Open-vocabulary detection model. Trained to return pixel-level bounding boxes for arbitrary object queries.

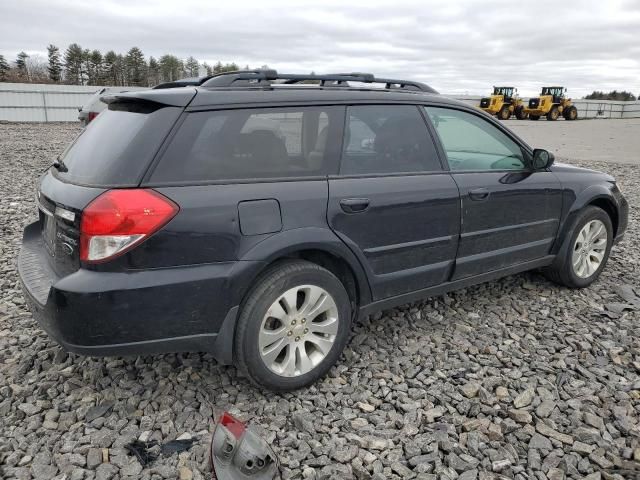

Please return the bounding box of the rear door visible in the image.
[424,106,563,279]
[144,105,343,267]
[327,105,460,300]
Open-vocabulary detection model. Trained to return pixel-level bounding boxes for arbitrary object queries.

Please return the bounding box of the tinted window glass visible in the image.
[56,103,181,186]
[341,105,441,175]
[425,107,525,171]
[151,106,340,182]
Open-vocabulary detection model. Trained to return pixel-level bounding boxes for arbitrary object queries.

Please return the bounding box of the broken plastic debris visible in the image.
[126,436,197,466]
[125,439,159,466]
[211,412,280,479]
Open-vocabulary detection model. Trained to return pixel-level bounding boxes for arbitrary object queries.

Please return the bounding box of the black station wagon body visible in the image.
[19,71,628,390]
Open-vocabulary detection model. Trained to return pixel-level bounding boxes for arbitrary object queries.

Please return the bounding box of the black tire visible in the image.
[234,260,352,391]
[529,115,540,121]
[543,206,613,288]
[547,106,560,121]
[565,105,578,120]
[515,106,527,120]
[497,105,511,120]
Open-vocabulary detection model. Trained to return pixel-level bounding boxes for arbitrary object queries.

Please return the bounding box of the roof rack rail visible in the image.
[200,70,438,93]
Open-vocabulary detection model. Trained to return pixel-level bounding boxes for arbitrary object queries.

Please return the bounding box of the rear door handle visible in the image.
[340,198,370,213]
[468,188,490,201]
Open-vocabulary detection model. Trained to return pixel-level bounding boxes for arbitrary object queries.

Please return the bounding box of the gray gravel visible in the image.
[1,122,639,480]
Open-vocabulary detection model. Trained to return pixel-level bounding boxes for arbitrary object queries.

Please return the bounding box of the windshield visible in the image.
[494,87,514,97]
[55,103,181,186]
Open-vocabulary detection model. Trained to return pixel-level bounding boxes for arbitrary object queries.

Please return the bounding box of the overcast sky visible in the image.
[2,0,639,96]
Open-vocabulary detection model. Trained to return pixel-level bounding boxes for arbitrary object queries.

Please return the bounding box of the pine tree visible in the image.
[16,51,29,71]
[126,47,147,86]
[159,54,182,82]
[47,45,62,82]
[82,49,92,85]
[64,43,84,85]
[103,51,119,86]
[0,55,9,81]
[202,62,213,76]
[89,50,103,85]
[185,56,199,77]
[147,56,160,86]
[116,54,126,86]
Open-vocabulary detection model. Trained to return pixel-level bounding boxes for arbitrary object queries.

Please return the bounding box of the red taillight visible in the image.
[219,412,246,439]
[87,111,99,123]
[80,189,178,263]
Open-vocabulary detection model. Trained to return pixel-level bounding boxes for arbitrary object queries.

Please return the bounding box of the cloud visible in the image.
[1,0,639,96]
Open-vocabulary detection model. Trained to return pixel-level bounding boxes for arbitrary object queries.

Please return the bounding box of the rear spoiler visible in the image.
[101,88,198,108]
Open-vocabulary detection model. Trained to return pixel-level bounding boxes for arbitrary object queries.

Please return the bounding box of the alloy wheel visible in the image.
[258,285,339,377]
[572,219,608,278]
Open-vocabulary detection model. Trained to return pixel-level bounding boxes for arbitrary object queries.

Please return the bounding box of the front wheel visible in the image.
[564,105,578,120]
[234,260,352,391]
[547,106,560,121]
[497,105,512,120]
[543,206,613,288]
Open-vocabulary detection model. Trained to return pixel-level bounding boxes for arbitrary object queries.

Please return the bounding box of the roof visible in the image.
[102,85,469,110]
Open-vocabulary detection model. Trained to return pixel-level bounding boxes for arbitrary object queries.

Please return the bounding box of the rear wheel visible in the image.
[234,260,352,391]
[543,206,612,288]
[515,106,528,120]
[547,106,560,121]
[529,115,540,121]
[497,105,512,120]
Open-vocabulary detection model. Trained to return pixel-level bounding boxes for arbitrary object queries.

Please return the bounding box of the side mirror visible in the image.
[532,149,555,169]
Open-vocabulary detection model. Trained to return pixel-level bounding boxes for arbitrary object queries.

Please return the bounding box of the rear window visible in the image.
[149,106,341,183]
[55,102,181,186]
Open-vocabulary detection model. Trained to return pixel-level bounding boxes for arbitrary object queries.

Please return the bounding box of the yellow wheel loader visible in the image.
[479,86,527,120]
[524,86,578,121]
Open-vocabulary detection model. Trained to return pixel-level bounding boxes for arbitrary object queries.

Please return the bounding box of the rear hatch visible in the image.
[38,95,189,277]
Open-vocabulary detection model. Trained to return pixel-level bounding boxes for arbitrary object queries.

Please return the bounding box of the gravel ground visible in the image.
[1,122,639,480]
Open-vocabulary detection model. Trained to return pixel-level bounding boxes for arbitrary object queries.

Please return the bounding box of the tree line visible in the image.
[584,90,637,101]
[0,44,249,87]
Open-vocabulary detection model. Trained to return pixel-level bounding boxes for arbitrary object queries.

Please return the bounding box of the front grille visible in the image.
[480,98,491,108]
[529,98,540,108]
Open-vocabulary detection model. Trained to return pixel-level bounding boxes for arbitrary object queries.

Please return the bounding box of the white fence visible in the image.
[0,83,104,122]
[1,83,639,122]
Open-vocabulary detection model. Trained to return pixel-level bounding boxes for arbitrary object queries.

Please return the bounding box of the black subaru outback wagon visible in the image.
[19,71,628,391]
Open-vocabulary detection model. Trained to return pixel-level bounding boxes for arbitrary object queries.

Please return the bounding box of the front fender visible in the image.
[552,183,621,254]
[238,226,373,305]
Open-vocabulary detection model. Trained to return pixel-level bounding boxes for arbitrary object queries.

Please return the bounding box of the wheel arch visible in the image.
[552,187,620,255]
[237,227,373,309]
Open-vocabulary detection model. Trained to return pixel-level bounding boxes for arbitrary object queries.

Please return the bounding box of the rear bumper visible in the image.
[18,221,261,363]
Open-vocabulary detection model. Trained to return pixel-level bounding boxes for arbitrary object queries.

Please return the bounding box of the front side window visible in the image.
[425,107,526,171]
[151,106,339,182]
[341,105,442,175]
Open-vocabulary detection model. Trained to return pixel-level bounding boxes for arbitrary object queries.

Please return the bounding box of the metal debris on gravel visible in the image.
[0,122,639,480]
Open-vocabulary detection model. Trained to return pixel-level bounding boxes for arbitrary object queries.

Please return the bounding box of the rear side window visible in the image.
[150,106,341,183]
[56,102,182,186]
[341,105,442,175]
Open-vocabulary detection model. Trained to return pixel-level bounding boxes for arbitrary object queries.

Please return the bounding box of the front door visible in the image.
[327,105,460,300]
[425,106,563,280]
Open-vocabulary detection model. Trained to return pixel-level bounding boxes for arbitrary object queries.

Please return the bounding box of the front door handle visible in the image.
[468,188,490,201]
[340,198,370,213]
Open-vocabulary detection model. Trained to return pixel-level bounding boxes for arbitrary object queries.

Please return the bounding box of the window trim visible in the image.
[142,105,345,186]
[422,104,536,174]
[337,104,446,177]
